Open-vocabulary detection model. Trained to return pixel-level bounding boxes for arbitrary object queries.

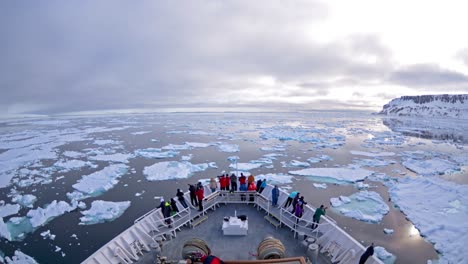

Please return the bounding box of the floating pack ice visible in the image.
[93,139,119,145]
[54,159,97,172]
[79,200,131,225]
[281,160,310,168]
[289,167,374,184]
[374,246,396,264]
[313,183,327,189]
[350,150,396,157]
[353,158,394,167]
[217,143,240,153]
[71,164,129,199]
[229,162,263,171]
[330,191,389,223]
[144,161,216,181]
[402,157,459,176]
[11,194,37,208]
[134,148,179,159]
[0,203,20,218]
[388,176,468,264]
[255,173,294,184]
[185,142,213,148]
[4,250,38,264]
[162,144,192,150]
[88,153,134,163]
[27,200,77,228]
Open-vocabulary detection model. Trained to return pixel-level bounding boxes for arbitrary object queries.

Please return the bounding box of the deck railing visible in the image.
[82,185,384,264]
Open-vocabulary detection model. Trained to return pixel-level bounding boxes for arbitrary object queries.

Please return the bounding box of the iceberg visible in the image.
[79,200,131,225]
[389,176,468,264]
[289,167,374,184]
[71,164,129,198]
[330,191,389,223]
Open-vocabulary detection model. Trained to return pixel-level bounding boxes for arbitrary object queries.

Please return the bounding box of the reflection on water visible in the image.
[409,224,421,237]
[382,117,468,144]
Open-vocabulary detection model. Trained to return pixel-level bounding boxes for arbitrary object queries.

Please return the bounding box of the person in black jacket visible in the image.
[189,184,198,207]
[359,243,374,264]
[176,188,188,208]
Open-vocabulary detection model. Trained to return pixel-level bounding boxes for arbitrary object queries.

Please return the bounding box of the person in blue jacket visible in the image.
[271,185,280,206]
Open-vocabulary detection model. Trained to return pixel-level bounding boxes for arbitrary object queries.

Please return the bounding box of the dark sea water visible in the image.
[0,112,466,264]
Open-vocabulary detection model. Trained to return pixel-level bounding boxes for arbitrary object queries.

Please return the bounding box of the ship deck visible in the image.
[135,203,331,263]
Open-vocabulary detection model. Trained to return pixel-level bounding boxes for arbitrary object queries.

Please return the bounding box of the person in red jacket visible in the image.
[224,174,230,191]
[218,175,225,191]
[195,186,204,211]
[247,181,256,202]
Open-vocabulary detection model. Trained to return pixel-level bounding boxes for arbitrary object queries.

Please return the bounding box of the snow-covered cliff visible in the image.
[378,94,468,119]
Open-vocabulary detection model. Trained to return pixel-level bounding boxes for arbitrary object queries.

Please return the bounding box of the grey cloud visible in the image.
[0,1,395,114]
[389,64,468,87]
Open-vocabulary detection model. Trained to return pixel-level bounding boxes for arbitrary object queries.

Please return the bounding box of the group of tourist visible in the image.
[165,173,327,229]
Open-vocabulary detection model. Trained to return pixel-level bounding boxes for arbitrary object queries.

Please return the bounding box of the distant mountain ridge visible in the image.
[378,94,468,118]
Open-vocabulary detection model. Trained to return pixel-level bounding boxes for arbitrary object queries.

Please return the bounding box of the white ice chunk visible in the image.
[281,160,310,168]
[130,131,151,135]
[185,142,213,148]
[383,228,394,234]
[26,200,76,228]
[374,246,396,264]
[0,203,20,218]
[72,164,128,197]
[313,183,327,189]
[255,173,294,184]
[218,143,239,153]
[40,230,56,240]
[162,143,191,150]
[389,176,468,264]
[143,161,214,181]
[135,148,179,159]
[289,167,374,184]
[88,153,134,163]
[350,150,396,157]
[93,139,118,145]
[4,250,38,264]
[229,162,262,171]
[331,191,389,223]
[353,158,393,167]
[54,159,96,171]
[402,158,459,176]
[79,200,131,225]
[62,151,84,158]
[355,182,370,189]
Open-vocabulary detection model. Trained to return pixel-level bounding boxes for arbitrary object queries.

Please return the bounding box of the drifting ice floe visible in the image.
[88,153,134,164]
[4,250,38,264]
[289,167,374,184]
[11,194,37,208]
[353,158,394,167]
[281,160,310,168]
[131,131,151,135]
[144,161,216,181]
[135,148,179,159]
[255,173,294,184]
[313,183,327,189]
[54,159,97,171]
[388,176,468,264]
[162,144,192,150]
[71,164,129,199]
[27,200,76,228]
[229,162,263,171]
[402,157,459,176]
[350,150,396,157]
[330,191,389,223]
[374,246,396,264]
[40,230,56,240]
[0,203,20,218]
[383,228,394,234]
[217,143,239,153]
[79,200,131,225]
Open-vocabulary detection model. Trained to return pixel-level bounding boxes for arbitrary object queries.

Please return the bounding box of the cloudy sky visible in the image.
[1,0,468,116]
